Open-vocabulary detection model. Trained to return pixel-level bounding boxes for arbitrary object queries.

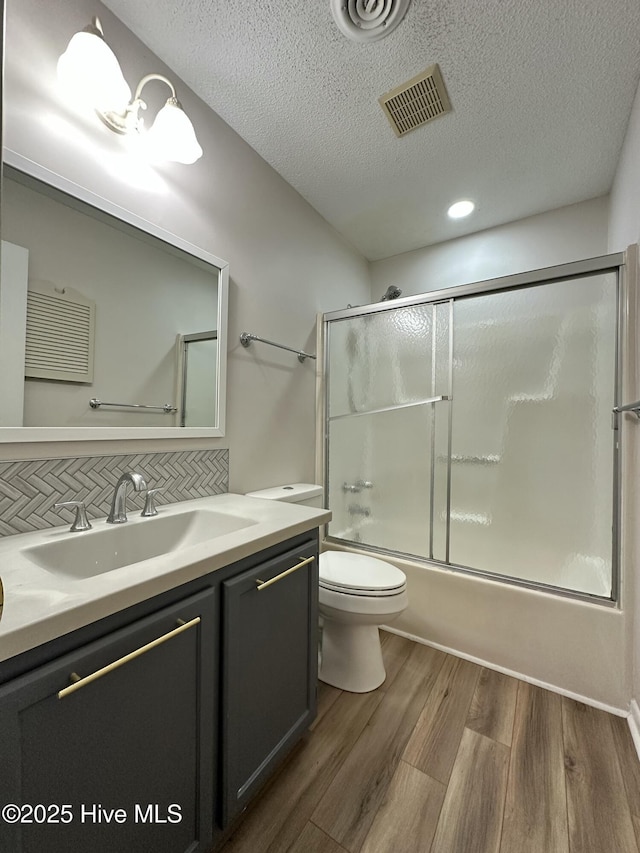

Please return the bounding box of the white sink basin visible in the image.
[22,509,258,579]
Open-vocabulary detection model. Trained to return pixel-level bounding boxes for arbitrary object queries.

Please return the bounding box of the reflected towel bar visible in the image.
[612,401,640,419]
[240,331,316,363]
[90,398,178,413]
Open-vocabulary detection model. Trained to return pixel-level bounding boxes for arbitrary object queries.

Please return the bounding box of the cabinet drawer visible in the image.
[0,588,216,853]
[220,540,318,825]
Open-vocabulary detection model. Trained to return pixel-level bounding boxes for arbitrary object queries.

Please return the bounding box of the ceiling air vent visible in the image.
[330,0,412,43]
[379,64,451,137]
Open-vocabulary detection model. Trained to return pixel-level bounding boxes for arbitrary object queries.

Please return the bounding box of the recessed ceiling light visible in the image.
[448,200,475,219]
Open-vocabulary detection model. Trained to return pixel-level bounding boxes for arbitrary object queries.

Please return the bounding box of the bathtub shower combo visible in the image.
[323,254,626,602]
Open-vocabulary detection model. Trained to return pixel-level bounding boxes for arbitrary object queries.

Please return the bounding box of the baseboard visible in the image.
[629,700,640,761]
[381,625,628,718]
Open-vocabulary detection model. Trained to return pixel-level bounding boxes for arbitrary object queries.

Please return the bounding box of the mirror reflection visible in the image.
[0,167,225,432]
[179,331,218,427]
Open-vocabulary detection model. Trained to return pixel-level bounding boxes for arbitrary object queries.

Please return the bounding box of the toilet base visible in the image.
[319,620,386,693]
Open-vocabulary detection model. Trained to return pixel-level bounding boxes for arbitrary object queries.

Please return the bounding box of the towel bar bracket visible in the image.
[612,401,640,419]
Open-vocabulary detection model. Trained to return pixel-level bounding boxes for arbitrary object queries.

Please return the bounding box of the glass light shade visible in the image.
[57,31,131,114]
[145,101,203,164]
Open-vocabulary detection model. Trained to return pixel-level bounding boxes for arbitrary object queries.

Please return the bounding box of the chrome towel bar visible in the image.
[90,398,178,413]
[240,331,316,363]
[329,395,450,422]
[612,401,640,419]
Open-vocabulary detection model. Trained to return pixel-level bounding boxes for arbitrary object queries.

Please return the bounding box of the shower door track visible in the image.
[324,253,625,322]
[320,536,619,606]
[323,251,628,605]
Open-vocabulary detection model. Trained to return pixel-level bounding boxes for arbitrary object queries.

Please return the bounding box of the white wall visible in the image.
[1,0,370,486]
[370,196,608,299]
[609,77,640,736]
[609,81,640,252]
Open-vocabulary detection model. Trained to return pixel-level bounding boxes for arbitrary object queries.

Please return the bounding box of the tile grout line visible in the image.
[496,678,518,853]
[560,696,573,853]
[424,704,470,853]
[308,819,351,853]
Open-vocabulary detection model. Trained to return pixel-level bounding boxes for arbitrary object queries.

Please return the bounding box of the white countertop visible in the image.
[0,494,331,664]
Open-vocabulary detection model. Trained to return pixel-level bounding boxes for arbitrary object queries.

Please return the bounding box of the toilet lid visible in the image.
[319,551,406,595]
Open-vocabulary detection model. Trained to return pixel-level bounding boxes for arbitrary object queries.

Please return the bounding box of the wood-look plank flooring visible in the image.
[218,632,640,853]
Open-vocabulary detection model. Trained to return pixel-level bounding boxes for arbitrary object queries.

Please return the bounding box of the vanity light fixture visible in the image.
[447,200,475,219]
[57,18,203,165]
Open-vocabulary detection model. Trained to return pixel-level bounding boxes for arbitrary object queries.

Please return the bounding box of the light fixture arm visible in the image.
[84,16,105,39]
[132,73,177,104]
[99,73,179,135]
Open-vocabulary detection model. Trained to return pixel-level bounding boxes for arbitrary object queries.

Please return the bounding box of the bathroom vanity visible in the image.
[0,495,329,852]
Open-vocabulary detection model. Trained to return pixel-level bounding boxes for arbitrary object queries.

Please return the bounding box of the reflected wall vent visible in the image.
[379,64,451,137]
[25,281,95,383]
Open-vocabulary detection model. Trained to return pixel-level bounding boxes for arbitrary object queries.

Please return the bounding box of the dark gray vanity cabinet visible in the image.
[0,588,216,853]
[0,529,321,852]
[220,539,319,825]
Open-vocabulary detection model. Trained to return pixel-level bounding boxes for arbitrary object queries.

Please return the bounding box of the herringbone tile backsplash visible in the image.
[0,449,229,536]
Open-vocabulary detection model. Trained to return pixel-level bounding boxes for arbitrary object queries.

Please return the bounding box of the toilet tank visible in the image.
[245,483,324,508]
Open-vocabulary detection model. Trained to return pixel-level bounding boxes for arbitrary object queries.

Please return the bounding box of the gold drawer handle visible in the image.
[256,555,315,591]
[57,616,201,699]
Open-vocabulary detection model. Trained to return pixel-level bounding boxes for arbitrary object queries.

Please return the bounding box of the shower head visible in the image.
[381,285,402,301]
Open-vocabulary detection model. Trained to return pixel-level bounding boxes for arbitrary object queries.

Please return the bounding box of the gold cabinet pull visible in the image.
[58,616,201,699]
[256,555,315,591]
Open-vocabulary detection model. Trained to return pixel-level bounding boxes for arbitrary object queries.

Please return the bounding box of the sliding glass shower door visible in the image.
[449,272,617,596]
[326,302,452,562]
[324,260,620,600]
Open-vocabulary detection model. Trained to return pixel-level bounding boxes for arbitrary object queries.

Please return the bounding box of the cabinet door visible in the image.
[0,588,216,853]
[221,538,318,825]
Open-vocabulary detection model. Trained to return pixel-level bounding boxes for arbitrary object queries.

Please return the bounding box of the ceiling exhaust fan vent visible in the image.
[330,0,412,43]
[379,64,451,137]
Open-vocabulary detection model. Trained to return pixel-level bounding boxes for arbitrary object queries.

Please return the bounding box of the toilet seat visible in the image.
[319,551,406,597]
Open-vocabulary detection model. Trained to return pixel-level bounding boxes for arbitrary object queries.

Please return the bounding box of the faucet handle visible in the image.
[356,479,374,489]
[54,501,93,532]
[141,488,164,517]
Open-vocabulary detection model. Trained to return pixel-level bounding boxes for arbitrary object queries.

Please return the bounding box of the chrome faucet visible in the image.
[348,504,371,517]
[107,472,147,524]
[342,479,374,494]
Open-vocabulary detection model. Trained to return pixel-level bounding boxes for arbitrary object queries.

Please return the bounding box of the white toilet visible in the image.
[318,550,408,692]
[245,484,408,693]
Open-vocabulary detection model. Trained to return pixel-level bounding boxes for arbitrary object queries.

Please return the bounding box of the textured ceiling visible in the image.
[101,0,640,261]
